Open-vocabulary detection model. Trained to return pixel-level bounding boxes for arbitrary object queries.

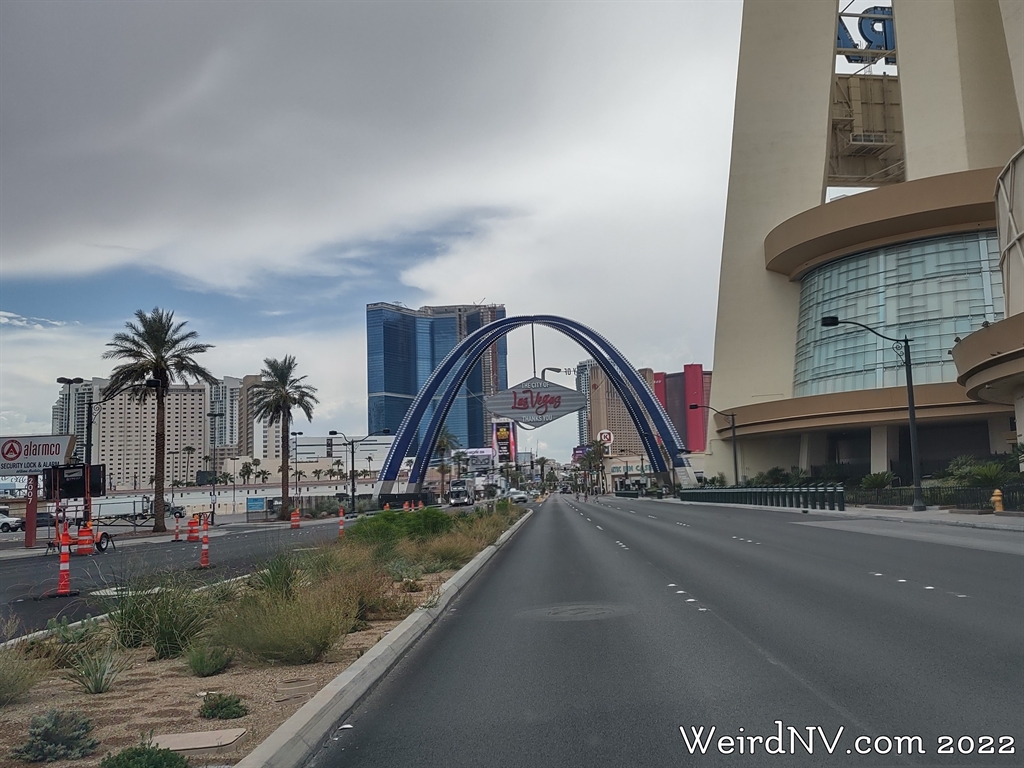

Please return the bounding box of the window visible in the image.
[794,232,1002,396]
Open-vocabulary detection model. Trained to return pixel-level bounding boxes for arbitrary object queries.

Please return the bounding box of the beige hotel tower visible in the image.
[706,0,1024,483]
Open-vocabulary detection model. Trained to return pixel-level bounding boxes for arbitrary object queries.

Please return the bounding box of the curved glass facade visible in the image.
[793,232,1003,397]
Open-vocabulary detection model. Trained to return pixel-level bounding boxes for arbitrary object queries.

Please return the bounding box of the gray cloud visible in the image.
[0,1,742,459]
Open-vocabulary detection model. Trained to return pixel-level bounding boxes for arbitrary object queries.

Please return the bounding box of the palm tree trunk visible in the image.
[153,388,167,532]
[279,411,290,520]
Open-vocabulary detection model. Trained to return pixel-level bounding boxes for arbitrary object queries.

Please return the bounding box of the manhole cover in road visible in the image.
[518,602,636,622]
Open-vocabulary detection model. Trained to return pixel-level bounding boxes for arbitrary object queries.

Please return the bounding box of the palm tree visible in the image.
[312,468,324,482]
[451,451,468,481]
[433,426,460,501]
[249,356,318,519]
[239,462,253,486]
[536,456,550,489]
[183,445,196,488]
[103,308,216,532]
[256,469,271,484]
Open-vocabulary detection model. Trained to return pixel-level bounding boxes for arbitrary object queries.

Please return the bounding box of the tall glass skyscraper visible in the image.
[366,303,507,451]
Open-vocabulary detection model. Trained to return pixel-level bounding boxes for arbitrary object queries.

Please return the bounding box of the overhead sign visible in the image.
[484,377,587,425]
[0,435,76,476]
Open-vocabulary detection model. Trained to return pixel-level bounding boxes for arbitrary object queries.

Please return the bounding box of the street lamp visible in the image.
[689,403,739,486]
[229,456,239,516]
[821,315,925,511]
[328,429,390,510]
[167,450,179,510]
[207,412,225,524]
[290,432,303,506]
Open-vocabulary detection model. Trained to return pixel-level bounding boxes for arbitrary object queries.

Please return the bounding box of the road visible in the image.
[309,494,1024,768]
[1,519,342,634]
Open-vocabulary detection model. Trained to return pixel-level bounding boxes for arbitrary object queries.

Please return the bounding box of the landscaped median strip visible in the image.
[235,507,535,768]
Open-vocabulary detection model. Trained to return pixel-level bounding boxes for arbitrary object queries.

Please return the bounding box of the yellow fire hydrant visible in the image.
[990,488,1004,513]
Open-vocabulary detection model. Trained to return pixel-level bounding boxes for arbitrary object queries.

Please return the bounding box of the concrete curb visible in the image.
[671,500,1024,532]
[235,507,535,768]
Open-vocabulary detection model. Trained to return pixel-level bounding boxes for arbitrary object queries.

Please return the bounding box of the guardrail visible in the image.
[678,485,846,511]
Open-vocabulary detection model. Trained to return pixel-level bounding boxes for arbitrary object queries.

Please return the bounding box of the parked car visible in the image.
[0,512,25,533]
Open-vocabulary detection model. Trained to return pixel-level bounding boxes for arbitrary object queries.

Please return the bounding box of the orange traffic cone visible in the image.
[290,508,300,529]
[200,514,210,568]
[418,501,424,509]
[187,516,199,542]
[57,523,72,595]
[384,503,390,511]
[403,501,410,510]
[76,523,94,556]
[338,509,345,539]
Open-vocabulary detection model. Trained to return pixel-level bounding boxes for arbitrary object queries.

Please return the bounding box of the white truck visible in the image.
[449,479,472,507]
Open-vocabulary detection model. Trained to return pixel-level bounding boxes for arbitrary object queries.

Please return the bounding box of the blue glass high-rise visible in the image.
[367,303,507,451]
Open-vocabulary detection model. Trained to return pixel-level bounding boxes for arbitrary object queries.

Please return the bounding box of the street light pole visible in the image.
[821,316,926,511]
[207,412,225,524]
[689,403,739,486]
[328,429,390,512]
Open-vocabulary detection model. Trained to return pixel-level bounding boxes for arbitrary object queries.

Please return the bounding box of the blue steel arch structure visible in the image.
[378,315,687,495]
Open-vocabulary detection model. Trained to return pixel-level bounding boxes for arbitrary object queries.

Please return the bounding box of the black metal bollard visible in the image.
[837,484,845,511]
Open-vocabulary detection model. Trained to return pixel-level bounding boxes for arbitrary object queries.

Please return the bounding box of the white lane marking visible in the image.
[630,511,636,514]
[732,536,737,539]
[871,572,883,576]
[667,583,676,587]
[648,515,657,519]
[925,586,935,590]
[596,525,603,530]
[586,518,591,521]
[675,590,686,594]
[686,599,696,603]
[698,607,708,612]
[956,594,968,598]
[898,579,907,583]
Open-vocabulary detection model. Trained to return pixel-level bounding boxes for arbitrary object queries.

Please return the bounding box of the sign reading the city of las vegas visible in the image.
[485,377,587,426]
[0,435,76,475]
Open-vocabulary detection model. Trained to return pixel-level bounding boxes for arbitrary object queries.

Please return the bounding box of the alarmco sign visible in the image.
[0,435,75,476]
[484,377,587,425]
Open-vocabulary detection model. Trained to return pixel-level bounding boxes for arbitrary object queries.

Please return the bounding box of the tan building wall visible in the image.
[706,0,1024,482]
[895,0,1022,178]
[588,366,655,457]
[92,380,209,491]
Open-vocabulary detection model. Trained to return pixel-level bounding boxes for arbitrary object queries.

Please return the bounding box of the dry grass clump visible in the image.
[0,614,51,707]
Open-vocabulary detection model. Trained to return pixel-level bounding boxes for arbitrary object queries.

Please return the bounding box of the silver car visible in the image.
[0,512,25,533]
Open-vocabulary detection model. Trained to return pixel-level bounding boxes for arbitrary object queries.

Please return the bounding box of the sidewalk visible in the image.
[0,514,342,562]
[651,496,1024,532]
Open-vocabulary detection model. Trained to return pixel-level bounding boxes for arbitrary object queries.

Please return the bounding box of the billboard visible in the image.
[493,421,515,464]
[0,435,76,476]
[484,377,587,426]
[462,448,494,473]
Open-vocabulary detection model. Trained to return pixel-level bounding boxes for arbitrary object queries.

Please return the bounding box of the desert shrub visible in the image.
[212,582,356,664]
[186,644,232,677]
[347,511,405,546]
[860,471,895,489]
[148,583,213,659]
[32,615,107,668]
[0,613,49,707]
[384,557,423,582]
[402,507,453,539]
[251,553,297,597]
[419,534,477,568]
[198,693,247,720]
[104,585,156,649]
[65,645,131,694]
[11,709,98,762]
[99,743,189,768]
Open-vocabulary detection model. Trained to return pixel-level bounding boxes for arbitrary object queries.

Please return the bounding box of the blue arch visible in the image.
[407,320,667,485]
[378,315,686,493]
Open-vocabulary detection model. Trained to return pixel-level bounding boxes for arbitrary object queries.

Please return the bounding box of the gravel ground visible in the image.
[0,571,456,767]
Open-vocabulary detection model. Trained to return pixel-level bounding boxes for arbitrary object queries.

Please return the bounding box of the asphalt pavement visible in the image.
[1,517,343,633]
[308,494,1024,768]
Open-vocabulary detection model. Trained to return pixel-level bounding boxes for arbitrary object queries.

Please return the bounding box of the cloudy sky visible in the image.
[0,0,743,462]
